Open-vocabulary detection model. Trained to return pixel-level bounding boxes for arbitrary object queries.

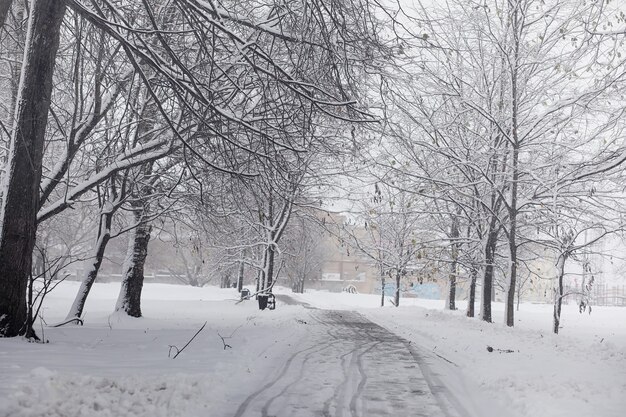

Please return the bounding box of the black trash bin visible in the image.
[258,294,268,310]
[240,288,251,300]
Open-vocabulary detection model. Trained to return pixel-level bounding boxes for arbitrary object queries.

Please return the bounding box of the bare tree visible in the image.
[344,183,426,307]
[0,1,66,337]
[66,176,126,320]
[282,214,326,293]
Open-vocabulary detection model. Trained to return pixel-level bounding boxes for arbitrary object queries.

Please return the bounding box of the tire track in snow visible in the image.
[349,342,380,417]
[322,342,359,417]
[232,301,472,417]
[259,340,337,417]
[232,340,329,417]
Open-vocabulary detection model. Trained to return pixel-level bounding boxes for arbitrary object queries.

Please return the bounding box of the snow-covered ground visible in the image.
[0,283,313,417]
[288,290,626,417]
[0,282,624,417]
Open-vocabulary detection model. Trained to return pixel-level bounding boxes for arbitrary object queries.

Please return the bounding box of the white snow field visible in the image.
[0,282,623,417]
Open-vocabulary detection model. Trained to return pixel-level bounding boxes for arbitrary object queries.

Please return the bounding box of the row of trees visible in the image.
[2,0,625,338]
[0,0,388,337]
[345,0,626,333]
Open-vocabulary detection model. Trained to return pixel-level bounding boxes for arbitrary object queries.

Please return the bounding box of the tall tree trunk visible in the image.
[445,214,459,310]
[505,170,520,325]
[446,269,457,310]
[480,228,498,323]
[0,0,12,28]
[505,1,521,328]
[258,248,267,296]
[113,78,158,317]
[255,269,261,298]
[265,243,276,289]
[0,0,65,337]
[115,210,151,317]
[553,254,567,334]
[236,259,244,293]
[466,266,477,317]
[394,271,400,307]
[66,206,115,320]
[505,228,518,326]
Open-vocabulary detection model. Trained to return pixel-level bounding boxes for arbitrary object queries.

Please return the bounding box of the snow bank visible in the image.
[369,307,625,417]
[0,282,311,417]
[3,371,212,417]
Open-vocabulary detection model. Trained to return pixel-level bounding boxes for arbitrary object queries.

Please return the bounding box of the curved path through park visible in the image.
[232,295,472,417]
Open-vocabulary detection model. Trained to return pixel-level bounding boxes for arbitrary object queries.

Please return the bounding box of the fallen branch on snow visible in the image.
[169,321,207,359]
[49,317,84,327]
[216,324,244,350]
[217,332,232,350]
[432,345,458,366]
[486,345,515,353]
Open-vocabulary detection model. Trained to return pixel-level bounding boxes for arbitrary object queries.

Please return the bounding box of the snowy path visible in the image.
[0,286,474,417]
[4,283,624,417]
[0,308,467,417]
[232,307,465,417]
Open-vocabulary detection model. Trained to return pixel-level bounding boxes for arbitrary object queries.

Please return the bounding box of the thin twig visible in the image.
[50,317,84,327]
[217,332,232,350]
[486,345,515,354]
[170,321,207,359]
[432,346,458,366]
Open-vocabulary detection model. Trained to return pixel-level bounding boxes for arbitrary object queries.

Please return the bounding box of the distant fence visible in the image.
[563,284,626,307]
[372,283,442,300]
[590,284,626,307]
[63,271,186,285]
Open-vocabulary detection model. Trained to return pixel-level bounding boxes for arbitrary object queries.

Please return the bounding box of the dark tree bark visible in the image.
[257,249,267,298]
[480,228,499,323]
[380,274,385,307]
[236,260,244,293]
[113,82,158,317]
[466,267,478,318]
[116,210,151,317]
[0,0,12,28]
[265,244,276,289]
[446,272,457,310]
[255,265,261,299]
[220,274,231,288]
[261,189,276,293]
[505,2,522,328]
[482,254,495,322]
[506,213,518,326]
[553,255,567,334]
[0,0,65,337]
[394,272,401,307]
[446,214,460,310]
